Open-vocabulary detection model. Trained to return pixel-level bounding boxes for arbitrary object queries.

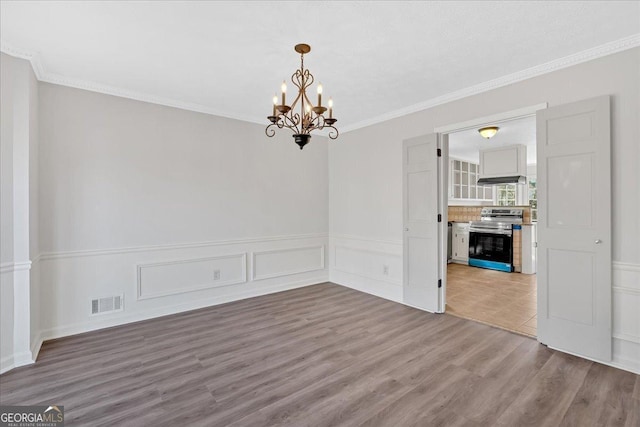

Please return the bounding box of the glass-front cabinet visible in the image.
[450,159,492,201]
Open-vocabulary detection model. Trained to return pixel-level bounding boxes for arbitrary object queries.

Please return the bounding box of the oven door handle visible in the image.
[469,228,513,236]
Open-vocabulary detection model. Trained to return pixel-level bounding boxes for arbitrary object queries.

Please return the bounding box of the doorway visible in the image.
[404,97,613,362]
[441,113,538,337]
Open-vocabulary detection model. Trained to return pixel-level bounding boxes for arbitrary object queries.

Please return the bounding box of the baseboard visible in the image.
[1,346,38,374]
[39,275,327,342]
[549,342,640,375]
[30,332,43,362]
[0,355,15,375]
[610,356,640,375]
[11,350,34,369]
[330,275,402,304]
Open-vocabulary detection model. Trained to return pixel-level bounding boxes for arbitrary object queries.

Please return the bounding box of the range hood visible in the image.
[477,144,528,186]
[477,175,527,185]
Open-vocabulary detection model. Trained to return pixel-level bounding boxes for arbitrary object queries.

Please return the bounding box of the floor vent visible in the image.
[91,295,124,315]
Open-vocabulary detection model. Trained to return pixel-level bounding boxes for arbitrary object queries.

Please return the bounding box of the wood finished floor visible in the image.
[1,283,638,426]
[447,263,537,337]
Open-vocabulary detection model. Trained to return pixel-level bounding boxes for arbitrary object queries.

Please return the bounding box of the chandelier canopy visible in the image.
[266,44,338,150]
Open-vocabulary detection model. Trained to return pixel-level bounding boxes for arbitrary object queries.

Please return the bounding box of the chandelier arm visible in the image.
[302,91,314,110]
[289,89,304,114]
[306,114,322,132]
[281,112,301,134]
[302,69,314,90]
[265,123,277,137]
[291,70,304,90]
[327,126,339,140]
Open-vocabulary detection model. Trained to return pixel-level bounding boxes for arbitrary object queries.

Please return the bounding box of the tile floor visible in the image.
[446,263,537,337]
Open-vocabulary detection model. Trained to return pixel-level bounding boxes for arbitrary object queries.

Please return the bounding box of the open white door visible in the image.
[403,134,444,313]
[537,96,611,361]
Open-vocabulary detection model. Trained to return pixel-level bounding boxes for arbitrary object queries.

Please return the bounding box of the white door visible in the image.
[403,134,444,313]
[536,96,611,361]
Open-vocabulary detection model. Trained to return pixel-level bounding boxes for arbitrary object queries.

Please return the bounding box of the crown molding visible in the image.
[340,34,640,133]
[0,41,46,79]
[40,71,266,125]
[3,34,639,132]
[0,41,266,126]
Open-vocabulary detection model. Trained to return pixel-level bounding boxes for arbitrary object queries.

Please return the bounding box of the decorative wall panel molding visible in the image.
[137,254,247,300]
[333,245,402,286]
[252,246,325,281]
[612,262,640,346]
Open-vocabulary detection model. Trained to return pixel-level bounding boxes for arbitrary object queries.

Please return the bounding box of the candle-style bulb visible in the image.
[281,81,286,106]
[328,98,333,108]
[317,83,323,107]
[272,95,278,105]
[328,97,333,119]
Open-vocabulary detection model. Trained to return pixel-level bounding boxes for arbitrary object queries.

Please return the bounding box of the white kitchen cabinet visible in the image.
[452,222,470,263]
[450,159,492,201]
[479,144,527,178]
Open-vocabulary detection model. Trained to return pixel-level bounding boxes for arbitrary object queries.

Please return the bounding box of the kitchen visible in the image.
[446,116,538,337]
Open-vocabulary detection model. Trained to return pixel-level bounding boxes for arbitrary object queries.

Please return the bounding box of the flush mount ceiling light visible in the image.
[478,126,500,139]
[266,44,338,150]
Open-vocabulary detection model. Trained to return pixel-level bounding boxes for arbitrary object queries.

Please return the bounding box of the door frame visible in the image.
[432,103,547,319]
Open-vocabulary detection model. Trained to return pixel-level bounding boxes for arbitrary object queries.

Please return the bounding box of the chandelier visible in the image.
[266,44,338,150]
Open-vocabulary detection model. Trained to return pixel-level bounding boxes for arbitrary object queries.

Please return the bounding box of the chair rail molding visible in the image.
[38,233,329,261]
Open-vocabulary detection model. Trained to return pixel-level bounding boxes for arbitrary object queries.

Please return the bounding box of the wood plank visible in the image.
[0,282,636,426]
[494,352,592,427]
[560,362,638,427]
[458,338,554,425]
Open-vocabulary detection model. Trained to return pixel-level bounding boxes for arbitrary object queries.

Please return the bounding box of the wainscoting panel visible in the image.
[37,234,328,342]
[252,246,325,281]
[612,261,640,373]
[330,234,403,303]
[613,287,640,343]
[334,246,402,284]
[137,254,247,300]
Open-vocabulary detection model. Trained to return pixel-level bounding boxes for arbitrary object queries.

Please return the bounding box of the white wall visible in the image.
[1,53,37,373]
[36,83,329,340]
[1,54,16,369]
[329,47,640,373]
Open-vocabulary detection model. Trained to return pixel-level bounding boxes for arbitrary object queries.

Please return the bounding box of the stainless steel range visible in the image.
[468,208,524,272]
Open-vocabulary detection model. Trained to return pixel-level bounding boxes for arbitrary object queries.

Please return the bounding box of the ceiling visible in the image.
[448,116,537,165]
[1,1,639,130]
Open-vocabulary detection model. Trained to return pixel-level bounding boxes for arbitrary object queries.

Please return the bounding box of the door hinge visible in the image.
[437,214,442,222]
[437,148,442,157]
[438,279,442,288]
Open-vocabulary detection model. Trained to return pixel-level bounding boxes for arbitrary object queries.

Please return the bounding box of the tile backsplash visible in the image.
[448,206,484,222]
[448,205,532,223]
